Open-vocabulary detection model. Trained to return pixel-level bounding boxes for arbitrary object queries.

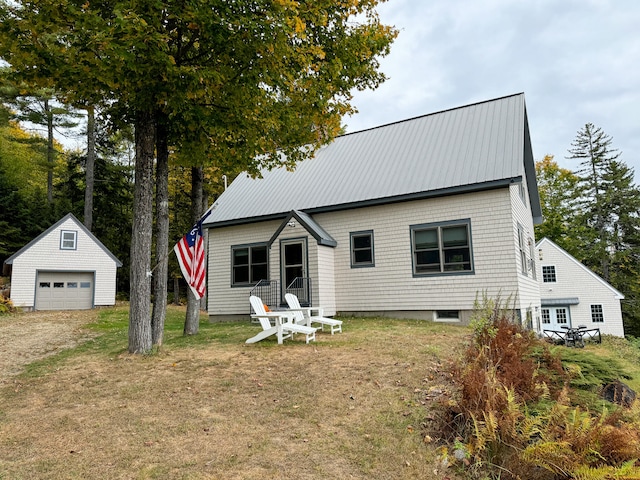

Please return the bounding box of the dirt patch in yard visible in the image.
[0,309,98,382]
[0,307,467,479]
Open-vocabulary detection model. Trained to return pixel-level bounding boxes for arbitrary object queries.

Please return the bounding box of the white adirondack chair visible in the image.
[246,295,317,344]
[285,293,343,335]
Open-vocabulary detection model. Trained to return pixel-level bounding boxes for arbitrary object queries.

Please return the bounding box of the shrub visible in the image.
[0,295,16,315]
[439,295,640,479]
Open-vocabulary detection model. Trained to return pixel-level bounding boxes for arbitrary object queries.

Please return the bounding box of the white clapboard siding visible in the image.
[536,238,624,337]
[509,182,543,318]
[8,214,120,308]
[207,220,281,316]
[207,187,536,318]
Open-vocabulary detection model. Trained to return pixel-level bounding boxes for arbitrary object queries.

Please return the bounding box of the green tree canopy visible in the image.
[534,155,584,255]
[0,0,397,353]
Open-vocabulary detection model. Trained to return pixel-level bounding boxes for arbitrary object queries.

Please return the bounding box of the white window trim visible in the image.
[542,265,557,283]
[590,304,605,323]
[60,230,77,250]
[433,310,461,322]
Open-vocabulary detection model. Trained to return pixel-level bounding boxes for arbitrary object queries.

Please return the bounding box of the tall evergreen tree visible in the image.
[0,78,80,203]
[568,123,621,281]
[602,160,640,336]
[567,123,640,335]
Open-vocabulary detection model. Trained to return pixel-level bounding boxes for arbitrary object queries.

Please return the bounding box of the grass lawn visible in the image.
[0,305,469,479]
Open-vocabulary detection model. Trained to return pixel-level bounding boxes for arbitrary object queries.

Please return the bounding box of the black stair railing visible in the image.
[285,277,312,307]
[249,279,279,314]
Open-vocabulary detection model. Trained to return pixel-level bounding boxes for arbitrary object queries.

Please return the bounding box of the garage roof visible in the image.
[4,213,122,267]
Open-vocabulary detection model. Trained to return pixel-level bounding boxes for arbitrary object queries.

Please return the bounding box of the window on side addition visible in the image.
[542,265,556,283]
[591,304,604,323]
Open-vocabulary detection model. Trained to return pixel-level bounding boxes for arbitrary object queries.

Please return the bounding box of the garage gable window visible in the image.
[60,230,77,250]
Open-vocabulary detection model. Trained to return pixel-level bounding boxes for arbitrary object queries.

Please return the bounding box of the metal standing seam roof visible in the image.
[203,93,540,228]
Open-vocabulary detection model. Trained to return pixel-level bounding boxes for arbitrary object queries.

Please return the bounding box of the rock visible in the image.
[601,380,636,407]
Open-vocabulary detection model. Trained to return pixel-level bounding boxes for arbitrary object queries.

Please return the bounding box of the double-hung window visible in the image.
[350,230,374,268]
[60,230,77,250]
[411,220,473,275]
[542,265,556,283]
[591,304,604,323]
[231,244,268,286]
[517,224,527,276]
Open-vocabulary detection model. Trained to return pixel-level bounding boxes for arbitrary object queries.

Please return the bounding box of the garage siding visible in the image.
[7,215,119,310]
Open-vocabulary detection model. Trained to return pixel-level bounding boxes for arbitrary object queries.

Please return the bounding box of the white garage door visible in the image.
[35,272,94,310]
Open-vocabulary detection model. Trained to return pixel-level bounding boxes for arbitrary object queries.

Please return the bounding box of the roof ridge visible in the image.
[341,92,525,137]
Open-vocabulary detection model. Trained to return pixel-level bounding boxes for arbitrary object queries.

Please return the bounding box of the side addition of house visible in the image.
[3,213,122,311]
[536,237,625,337]
[203,93,543,326]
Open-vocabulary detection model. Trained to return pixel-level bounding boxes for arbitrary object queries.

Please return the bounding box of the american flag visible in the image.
[174,209,211,299]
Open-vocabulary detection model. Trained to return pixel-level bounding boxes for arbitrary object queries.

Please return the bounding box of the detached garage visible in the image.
[4,213,122,311]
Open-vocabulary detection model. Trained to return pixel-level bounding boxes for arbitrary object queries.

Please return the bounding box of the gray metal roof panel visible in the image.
[204,93,536,227]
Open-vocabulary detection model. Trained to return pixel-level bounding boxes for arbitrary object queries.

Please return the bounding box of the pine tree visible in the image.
[602,160,640,336]
[568,123,620,281]
[568,123,640,335]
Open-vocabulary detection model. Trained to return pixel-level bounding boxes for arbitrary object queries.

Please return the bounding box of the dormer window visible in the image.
[60,230,77,250]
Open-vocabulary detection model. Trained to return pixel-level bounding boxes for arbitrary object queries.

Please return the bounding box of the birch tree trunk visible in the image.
[128,110,155,354]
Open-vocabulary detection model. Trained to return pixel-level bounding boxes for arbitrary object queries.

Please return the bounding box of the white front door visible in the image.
[541,306,571,330]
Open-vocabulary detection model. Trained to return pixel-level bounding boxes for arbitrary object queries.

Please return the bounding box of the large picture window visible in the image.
[232,244,268,286]
[350,230,374,268]
[411,220,473,275]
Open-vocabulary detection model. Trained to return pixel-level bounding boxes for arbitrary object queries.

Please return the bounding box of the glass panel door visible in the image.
[280,239,307,304]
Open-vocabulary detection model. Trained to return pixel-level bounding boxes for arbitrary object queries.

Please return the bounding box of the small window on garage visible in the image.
[80,282,91,288]
[67,282,78,288]
[60,230,77,250]
[54,282,64,288]
[39,282,50,288]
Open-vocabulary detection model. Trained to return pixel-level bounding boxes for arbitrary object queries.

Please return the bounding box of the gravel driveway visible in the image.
[0,309,98,382]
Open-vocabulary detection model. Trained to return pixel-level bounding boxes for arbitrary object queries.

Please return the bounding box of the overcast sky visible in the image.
[345,0,640,182]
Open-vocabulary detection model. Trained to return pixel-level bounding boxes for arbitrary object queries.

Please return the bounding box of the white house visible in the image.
[4,213,122,311]
[536,237,625,337]
[203,93,543,326]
